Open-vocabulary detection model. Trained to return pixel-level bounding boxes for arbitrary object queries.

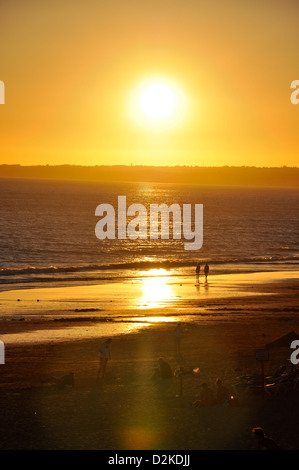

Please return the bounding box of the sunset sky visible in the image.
[0,0,298,167]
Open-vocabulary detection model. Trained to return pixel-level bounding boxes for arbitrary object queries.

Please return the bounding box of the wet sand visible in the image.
[0,272,299,450]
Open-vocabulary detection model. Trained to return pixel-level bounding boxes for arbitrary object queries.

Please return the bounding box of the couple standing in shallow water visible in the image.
[196,262,210,283]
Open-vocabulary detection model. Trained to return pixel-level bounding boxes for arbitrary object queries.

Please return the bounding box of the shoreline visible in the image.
[0,269,298,345]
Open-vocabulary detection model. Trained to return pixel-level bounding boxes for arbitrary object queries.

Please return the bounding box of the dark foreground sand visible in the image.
[0,278,299,450]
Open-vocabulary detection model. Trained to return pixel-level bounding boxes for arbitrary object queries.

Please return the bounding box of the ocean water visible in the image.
[0,177,298,291]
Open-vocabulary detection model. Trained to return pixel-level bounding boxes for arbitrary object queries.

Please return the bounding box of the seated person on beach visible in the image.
[252,427,280,450]
[193,383,214,406]
[214,378,230,405]
[159,358,173,379]
[151,358,173,380]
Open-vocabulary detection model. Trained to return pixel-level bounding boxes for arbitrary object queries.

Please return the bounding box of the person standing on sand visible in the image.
[97,338,112,381]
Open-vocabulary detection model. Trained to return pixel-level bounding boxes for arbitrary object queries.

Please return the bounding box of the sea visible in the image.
[0,177,298,343]
[0,177,298,290]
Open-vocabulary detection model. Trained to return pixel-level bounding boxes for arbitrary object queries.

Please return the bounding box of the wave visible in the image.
[0,254,298,278]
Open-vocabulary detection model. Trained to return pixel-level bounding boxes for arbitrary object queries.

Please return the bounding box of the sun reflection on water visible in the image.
[137,269,177,311]
[133,315,176,323]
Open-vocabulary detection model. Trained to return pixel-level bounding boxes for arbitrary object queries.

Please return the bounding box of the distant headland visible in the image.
[0,164,298,188]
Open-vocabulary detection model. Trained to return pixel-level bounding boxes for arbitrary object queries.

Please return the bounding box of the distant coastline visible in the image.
[0,164,298,188]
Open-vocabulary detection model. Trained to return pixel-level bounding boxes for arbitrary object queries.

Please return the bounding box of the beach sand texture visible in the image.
[0,271,299,450]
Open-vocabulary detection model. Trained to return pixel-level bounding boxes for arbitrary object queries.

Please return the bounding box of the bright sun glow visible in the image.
[140,82,176,120]
[128,77,189,131]
[138,275,175,309]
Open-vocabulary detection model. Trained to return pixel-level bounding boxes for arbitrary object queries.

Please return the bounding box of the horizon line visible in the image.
[1,163,298,169]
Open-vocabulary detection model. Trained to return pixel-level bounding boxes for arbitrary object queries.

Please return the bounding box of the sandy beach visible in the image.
[0,271,299,450]
[1,0,299,454]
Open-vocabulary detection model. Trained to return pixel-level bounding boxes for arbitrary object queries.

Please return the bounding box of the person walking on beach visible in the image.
[174,323,183,357]
[97,338,112,381]
[204,263,209,281]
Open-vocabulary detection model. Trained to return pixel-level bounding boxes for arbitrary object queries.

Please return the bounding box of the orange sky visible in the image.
[0,0,298,167]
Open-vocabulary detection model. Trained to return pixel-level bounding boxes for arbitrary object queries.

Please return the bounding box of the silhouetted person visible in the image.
[195,263,200,282]
[158,358,173,379]
[214,378,229,404]
[204,263,209,280]
[97,338,112,380]
[252,427,280,450]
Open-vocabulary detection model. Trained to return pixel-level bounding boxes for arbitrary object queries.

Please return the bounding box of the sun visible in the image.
[139,82,177,120]
[127,76,188,131]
